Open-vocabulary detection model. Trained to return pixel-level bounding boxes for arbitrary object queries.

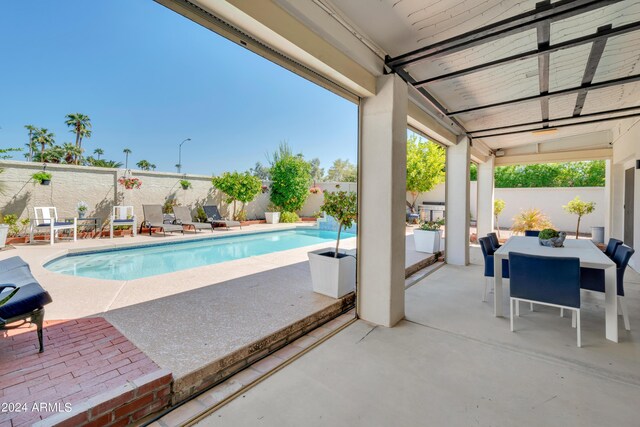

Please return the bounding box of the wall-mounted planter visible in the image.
[40,179,51,186]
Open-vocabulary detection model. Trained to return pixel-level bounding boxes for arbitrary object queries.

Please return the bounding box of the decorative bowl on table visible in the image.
[538,228,566,247]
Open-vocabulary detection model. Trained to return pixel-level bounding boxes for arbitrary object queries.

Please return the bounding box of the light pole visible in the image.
[177,138,191,173]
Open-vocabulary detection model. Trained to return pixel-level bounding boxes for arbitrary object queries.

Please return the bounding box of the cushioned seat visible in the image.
[37,221,74,227]
[0,257,52,353]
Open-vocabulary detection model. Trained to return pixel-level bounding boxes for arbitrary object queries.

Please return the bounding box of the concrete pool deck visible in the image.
[1,223,435,409]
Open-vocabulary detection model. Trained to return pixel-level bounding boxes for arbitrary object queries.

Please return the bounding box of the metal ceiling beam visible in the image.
[473,111,640,139]
[573,25,611,116]
[447,73,640,116]
[536,1,551,128]
[386,0,622,69]
[469,105,640,134]
[412,20,640,87]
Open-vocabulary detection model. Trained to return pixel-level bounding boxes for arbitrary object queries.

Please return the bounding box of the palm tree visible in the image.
[24,124,37,162]
[85,157,122,168]
[64,113,92,164]
[62,143,82,164]
[136,160,152,171]
[150,164,156,171]
[33,128,55,158]
[123,148,132,169]
[93,148,104,160]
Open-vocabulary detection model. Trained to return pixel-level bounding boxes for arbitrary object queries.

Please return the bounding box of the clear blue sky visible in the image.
[0,0,358,175]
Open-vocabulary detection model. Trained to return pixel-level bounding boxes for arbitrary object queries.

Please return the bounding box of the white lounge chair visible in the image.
[30,207,77,245]
[110,206,137,239]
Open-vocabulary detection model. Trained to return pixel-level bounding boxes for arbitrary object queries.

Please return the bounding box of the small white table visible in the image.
[494,236,618,342]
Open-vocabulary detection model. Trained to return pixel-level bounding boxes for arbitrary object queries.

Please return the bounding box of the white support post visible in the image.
[476,156,495,239]
[604,159,612,242]
[357,74,407,327]
[445,136,471,265]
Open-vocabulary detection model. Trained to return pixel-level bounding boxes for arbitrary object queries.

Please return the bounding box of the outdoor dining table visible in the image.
[494,236,619,342]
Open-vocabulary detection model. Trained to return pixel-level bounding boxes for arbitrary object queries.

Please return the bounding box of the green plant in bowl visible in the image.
[420,218,444,232]
[538,228,559,240]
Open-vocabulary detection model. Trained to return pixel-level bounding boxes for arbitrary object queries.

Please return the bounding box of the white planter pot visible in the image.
[308,248,356,298]
[0,224,8,249]
[265,212,280,224]
[413,229,441,253]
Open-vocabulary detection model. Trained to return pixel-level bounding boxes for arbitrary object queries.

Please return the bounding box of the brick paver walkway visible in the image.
[0,317,160,427]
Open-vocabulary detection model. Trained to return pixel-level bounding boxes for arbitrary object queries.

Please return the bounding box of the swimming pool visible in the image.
[45,228,356,280]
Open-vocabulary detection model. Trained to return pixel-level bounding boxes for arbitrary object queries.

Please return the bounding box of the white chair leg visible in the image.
[530,302,534,311]
[560,308,564,318]
[576,309,581,348]
[510,298,514,332]
[619,297,631,331]
[571,310,576,328]
[110,222,114,239]
[483,278,488,302]
[516,300,520,317]
[50,227,54,246]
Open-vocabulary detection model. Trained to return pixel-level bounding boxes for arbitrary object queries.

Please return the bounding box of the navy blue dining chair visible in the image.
[478,237,509,302]
[524,230,540,237]
[580,244,635,330]
[487,232,500,251]
[509,252,582,347]
[604,238,623,259]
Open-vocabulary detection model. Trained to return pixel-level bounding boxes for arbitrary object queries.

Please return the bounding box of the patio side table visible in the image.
[65,217,102,236]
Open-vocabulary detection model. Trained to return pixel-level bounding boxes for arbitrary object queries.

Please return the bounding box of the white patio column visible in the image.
[476,156,495,239]
[603,159,612,242]
[357,74,407,327]
[445,136,471,265]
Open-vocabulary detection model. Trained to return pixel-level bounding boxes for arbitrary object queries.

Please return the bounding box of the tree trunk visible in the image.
[576,216,581,239]
[334,223,342,258]
[495,215,501,239]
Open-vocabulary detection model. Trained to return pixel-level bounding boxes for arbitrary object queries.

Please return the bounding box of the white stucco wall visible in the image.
[0,161,355,225]
[411,182,605,233]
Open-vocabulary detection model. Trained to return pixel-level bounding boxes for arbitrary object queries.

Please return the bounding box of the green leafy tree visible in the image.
[511,208,554,235]
[65,113,92,164]
[61,143,82,164]
[85,157,122,168]
[250,161,270,180]
[406,135,446,212]
[123,148,132,169]
[0,147,21,160]
[270,155,312,213]
[93,148,104,159]
[563,196,596,238]
[320,191,357,257]
[494,199,506,239]
[326,158,357,182]
[493,161,605,188]
[212,171,263,220]
[309,158,324,182]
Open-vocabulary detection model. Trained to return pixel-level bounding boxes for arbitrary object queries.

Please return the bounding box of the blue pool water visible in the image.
[45,228,356,281]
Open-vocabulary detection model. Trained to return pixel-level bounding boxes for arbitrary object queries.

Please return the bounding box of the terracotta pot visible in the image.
[6,236,29,245]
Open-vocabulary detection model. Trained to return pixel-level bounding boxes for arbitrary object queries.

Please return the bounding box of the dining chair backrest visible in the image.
[479,237,494,258]
[604,238,623,258]
[524,230,540,237]
[113,206,134,221]
[509,252,580,308]
[613,245,635,293]
[487,232,500,250]
[34,207,57,226]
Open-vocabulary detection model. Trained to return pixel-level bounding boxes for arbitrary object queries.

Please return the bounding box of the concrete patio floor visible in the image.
[198,264,640,427]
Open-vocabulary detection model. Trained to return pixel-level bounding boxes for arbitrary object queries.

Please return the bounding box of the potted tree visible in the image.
[308,191,357,298]
[265,208,280,224]
[563,196,596,239]
[32,171,52,185]
[413,218,444,253]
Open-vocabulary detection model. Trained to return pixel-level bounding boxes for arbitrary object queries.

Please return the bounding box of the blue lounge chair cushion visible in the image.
[38,221,74,227]
[0,257,52,320]
[113,219,134,223]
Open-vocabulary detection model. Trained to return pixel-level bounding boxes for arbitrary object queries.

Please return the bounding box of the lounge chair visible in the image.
[110,205,137,238]
[29,207,77,245]
[202,205,242,230]
[173,206,212,233]
[0,257,53,353]
[141,205,184,236]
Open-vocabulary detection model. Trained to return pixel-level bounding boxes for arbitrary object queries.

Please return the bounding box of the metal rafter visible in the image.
[573,25,611,116]
[536,1,551,128]
[386,0,622,69]
[469,105,640,135]
[473,111,640,139]
[447,74,640,116]
[412,20,640,87]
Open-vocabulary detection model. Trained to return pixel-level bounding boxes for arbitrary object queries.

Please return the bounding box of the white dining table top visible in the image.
[494,236,615,269]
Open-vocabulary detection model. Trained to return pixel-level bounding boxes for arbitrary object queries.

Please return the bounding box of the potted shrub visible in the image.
[264,203,280,224]
[413,218,444,253]
[32,171,52,185]
[308,191,357,298]
[180,179,192,190]
[77,201,88,219]
[538,228,567,247]
[2,215,30,245]
[562,196,596,239]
